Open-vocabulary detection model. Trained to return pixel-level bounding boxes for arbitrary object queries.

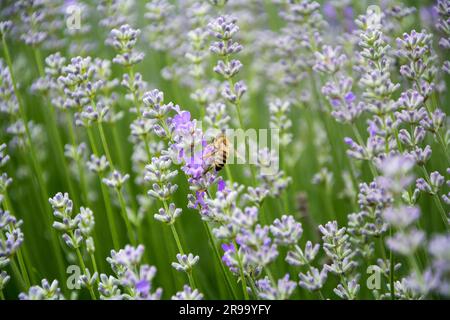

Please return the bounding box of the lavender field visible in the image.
[0,0,449,300]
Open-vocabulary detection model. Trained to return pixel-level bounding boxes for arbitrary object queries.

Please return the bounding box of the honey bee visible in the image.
[205,133,230,172]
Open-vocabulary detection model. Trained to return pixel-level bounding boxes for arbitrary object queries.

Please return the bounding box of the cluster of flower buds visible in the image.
[109,25,144,67]
[208,15,247,104]
[19,279,64,300]
[101,245,162,300]
[48,192,95,253]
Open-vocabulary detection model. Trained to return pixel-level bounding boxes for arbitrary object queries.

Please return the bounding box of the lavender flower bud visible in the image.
[0,271,10,291]
[0,144,10,167]
[243,187,269,206]
[171,253,200,273]
[102,170,130,189]
[270,215,303,246]
[286,241,320,266]
[172,285,204,300]
[237,225,278,267]
[98,274,122,300]
[64,143,86,162]
[320,221,357,275]
[255,274,296,300]
[108,245,145,270]
[386,228,425,256]
[334,277,360,300]
[313,45,347,74]
[145,156,178,200]
[87,154,110,174]
[411,145,432,165]
[382,206,420,228]
[154,203,182,225]
[85,236,95,254]
[19,279,64,300]
[79,269,98,289]
[77,207,95,236]
[0,21,13,38]
[109,25,144,67]
[0,173,12,195]
[299,267,328,292]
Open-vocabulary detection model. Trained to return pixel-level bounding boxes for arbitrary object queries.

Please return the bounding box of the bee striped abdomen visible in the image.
[215,149,228,171]
[212,134,230,172]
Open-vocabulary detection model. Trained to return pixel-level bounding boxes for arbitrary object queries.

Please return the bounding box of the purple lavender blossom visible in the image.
[255,274,296,300]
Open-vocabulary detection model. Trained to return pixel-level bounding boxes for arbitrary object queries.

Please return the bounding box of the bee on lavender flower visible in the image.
[205,133,230,173]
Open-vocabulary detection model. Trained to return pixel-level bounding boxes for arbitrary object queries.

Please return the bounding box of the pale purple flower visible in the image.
[286,241,320,266]
[386,229,425,256]
[171,253,200,273]
[172,285,204,300]
[154,203,182,225]
[256,274,296,300]
[320,221,357,275]
[375,154,416,194]
[299,267,328,292]
[19,279,64,300]
[270,215,303,246]
[108,25,144,67]
[313,45,347,75]
[102,170,130,189]
[383,206,420,228]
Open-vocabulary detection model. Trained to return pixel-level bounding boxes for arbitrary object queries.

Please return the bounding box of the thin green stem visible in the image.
[232,239,249,300]
[97,123,114,169]
[71,232,96,300]
[116,188,136,246]
[169,223,184,255]
[389,228,395,300]
[10,258,26,291]
[248,276,259,299]
[187,271,197,290]
[99,175,121,250]
[15,250,30,289]
[202,221,238,299]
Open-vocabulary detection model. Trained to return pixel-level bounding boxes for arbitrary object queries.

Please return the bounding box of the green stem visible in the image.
[97,123,114,169]
[116,188,136,245]
[202,221,238,299]
[232,239,249,300]
[10,258,26,291]
[248,276,259,299]
[15,250,30,289]
[187,271,197,290]
[100,180,120,249]
[72,237,96,300]
[90,253,98,275]
[389,228,395,300]
[169,223,184,255]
